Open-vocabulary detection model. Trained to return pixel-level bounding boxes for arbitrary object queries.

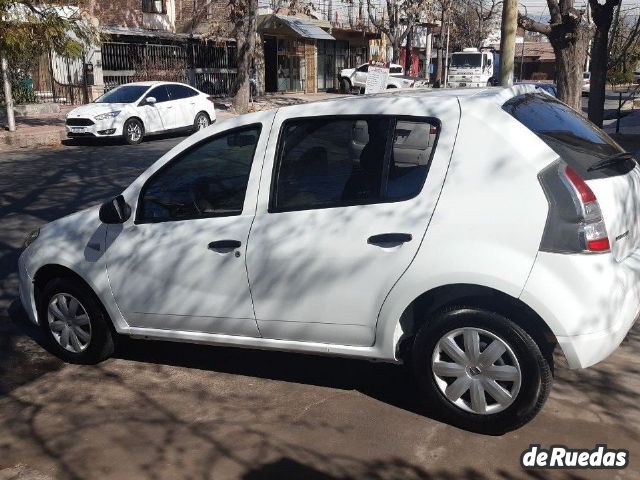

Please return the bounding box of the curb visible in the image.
[0,128,66,150]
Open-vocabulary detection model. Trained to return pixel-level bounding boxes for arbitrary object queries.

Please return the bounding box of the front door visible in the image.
[246,111,453,346]
[105,122,267,336]
[140,84,174,132]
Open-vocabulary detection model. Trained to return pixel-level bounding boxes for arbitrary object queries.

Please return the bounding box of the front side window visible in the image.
[271,116,438,212]
[138,125,261,223]
[146,85,171,103]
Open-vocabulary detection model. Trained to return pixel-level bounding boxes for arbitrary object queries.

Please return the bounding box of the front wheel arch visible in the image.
[33,264,114,333]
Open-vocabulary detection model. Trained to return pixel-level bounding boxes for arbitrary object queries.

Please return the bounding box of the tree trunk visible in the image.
[588,27,609,126]
[232,0,257,115]
[404,26,413,74]
[550,24,590,111]
[1,51,16,132]
[588,2,616,127]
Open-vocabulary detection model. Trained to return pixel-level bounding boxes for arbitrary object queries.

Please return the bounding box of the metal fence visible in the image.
[102,41,238,96]
[0,53,88,105]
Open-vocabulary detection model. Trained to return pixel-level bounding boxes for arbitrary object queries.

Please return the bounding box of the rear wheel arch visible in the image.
[394,284,557,367]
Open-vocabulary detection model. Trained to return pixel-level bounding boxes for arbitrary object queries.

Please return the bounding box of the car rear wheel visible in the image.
[412,307,552,434]
[194,112,210,131]
[123,118,144,145]
[39,277,115,364]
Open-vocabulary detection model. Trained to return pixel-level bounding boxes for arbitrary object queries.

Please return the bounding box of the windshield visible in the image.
[451,54,482,68]
[95,85,149,104]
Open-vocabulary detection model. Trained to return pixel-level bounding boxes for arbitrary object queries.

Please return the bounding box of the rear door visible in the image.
[504,93,640,261]
[245,107,456,346]
[167,84,200,128]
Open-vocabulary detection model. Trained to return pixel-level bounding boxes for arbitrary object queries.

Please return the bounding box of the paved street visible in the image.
[0,132,639,480]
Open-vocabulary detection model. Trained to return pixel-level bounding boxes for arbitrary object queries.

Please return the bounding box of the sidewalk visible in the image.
[0,92,346,152]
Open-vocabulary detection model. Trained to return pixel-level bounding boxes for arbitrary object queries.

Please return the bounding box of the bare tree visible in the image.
[588,0,640,126]
[230,0,258,114]
[434,0,453,85]
[366,0,433,63]
[518,0,592,110]
[453,0,502,49]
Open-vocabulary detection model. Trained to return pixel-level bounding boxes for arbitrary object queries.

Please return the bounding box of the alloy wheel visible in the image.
[431,327,521,415]
[127,122,142,142]
[47,293,92,353]
[196,115,209,130]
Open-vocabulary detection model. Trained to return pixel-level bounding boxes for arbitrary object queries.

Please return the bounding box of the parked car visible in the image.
[582,71,590,95]
[21,86,640,434]
[65,82,217,145]
[339,63,427,92]
[517,82,557,97]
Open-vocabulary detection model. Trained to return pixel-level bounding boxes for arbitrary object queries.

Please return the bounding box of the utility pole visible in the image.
[499,0,517,86]
[1,52,16,132]
[443,13,450,88]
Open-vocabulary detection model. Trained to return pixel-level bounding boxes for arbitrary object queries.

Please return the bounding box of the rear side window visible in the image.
[271,116,439,212]
[503,93,635,178]
[167,84,199,100]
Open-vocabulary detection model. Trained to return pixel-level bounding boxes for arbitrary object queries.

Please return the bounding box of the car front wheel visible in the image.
[39,277,115,364]
[123,118,144,145]
[412,307,552,434]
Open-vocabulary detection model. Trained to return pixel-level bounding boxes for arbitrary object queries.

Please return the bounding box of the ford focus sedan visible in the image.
[20,86,640,433]
[65,81,216,144]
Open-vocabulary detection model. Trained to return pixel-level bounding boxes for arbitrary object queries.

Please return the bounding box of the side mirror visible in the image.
[145,96,157,105]
[99,195,131,224]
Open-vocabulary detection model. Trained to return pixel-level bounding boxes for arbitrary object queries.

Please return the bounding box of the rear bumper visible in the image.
[521,250,640,369]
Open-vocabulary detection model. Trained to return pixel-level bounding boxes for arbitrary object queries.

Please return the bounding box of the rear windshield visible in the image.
[503,93,635,179]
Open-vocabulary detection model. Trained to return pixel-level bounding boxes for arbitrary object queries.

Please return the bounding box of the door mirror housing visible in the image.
[99,195,131,224]
[145,96,157,105]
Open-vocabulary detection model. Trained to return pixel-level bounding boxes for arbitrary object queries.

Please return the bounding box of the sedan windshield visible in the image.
[95,85,149,104]
[451,54,482,68]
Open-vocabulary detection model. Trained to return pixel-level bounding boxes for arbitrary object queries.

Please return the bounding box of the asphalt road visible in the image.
[0,133,639,480]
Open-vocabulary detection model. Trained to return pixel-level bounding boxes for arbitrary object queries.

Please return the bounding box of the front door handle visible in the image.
[367,233,413,247]
[208,240,242,251]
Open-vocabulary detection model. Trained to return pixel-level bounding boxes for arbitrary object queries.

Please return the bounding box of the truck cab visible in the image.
[447,48,499,88]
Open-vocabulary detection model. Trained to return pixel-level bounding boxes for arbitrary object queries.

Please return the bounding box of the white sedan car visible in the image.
[20,86,640,433]
[65,82,217,145]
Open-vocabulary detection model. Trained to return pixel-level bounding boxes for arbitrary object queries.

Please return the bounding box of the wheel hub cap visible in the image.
[431,327,521,415]
[47,293,92,353]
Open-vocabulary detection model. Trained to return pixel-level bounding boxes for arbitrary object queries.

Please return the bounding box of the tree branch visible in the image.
[518,12,551,35]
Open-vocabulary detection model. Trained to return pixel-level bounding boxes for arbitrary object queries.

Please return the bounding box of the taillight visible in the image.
[538,161,610,254]
[429,126,437,135]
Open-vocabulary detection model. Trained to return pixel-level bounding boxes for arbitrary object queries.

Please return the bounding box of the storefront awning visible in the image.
[261,15,336,41]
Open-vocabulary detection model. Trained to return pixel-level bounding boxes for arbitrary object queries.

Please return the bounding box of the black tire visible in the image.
[38,277,115,364]
[123,118,144,145]
[412,307,552,434]
[340,77,351,93]
[194,111,210,132]
[386,84,397,89]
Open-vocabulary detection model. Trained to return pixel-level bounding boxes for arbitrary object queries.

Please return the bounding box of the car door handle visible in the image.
[367,233,413,246]
[208,240,242,251]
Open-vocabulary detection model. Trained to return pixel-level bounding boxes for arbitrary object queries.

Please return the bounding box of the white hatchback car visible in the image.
[65,82,216,144]
[20,86,640,433]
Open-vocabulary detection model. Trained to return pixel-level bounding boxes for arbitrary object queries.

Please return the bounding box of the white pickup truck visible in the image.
[339,63,427,92]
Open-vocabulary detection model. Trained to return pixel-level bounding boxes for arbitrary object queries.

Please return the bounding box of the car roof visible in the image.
[118,81,196,88]
[271,85,538,119]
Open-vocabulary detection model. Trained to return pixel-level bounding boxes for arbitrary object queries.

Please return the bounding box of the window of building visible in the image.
[142,0,165,14]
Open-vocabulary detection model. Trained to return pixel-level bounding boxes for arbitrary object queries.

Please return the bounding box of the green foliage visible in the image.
[11,79,38,104]
[0,1,98,60]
